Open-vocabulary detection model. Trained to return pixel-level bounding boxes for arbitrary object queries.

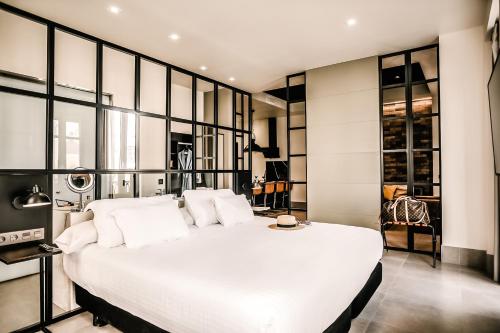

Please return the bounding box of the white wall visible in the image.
[306,57,380,229]
[440,25,496,254]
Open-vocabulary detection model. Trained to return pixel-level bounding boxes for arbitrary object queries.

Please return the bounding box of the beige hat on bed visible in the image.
[268,215,304,231]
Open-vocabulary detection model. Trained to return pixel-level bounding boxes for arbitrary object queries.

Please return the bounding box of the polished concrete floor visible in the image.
[39,252,500,333]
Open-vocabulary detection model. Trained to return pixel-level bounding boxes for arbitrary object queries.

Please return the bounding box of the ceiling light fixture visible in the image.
[229,77,235,82]
[169,33,180,41]
[200,66,207,71]
[108,5,122,14]
[346,18,357,27]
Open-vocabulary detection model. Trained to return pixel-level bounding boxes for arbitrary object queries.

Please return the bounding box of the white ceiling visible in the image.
[4,0,487,92]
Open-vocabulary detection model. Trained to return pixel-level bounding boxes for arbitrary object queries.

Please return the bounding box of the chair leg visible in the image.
[273,192,277,209]
[252,195,255,206]
[264,193,267,207]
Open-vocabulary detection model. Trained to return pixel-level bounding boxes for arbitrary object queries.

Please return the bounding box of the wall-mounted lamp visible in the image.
[12,184,52,209]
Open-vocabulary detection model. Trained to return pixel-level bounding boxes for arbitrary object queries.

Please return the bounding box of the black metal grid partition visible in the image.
[0,2,251,331]
[286,72,307,218]
[378,44,442,254]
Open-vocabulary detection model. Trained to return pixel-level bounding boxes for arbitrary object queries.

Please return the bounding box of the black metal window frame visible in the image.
[378,43,442,254]
[0,3,252,179]
[0,2,252,330]
[286,72,307,217]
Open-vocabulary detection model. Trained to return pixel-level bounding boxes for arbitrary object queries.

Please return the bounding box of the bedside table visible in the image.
[0,243,62,333]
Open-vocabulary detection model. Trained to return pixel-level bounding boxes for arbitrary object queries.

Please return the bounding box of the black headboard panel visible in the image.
[0,175,50,236]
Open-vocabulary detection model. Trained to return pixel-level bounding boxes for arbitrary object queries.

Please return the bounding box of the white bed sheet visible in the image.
[64,217,382,333]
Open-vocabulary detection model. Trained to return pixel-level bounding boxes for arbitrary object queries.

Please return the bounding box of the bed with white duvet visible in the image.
[63,216,382,333]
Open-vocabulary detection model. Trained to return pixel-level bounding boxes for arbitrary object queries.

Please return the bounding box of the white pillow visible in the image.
[183,189,235,227]
[84,196,173,248]
[54,220,97,254]
[179,207,194,225]
[112,201,189,249]
[213,195,254,227]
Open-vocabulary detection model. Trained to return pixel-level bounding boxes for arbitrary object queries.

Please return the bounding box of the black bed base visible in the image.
[75,262,382,333]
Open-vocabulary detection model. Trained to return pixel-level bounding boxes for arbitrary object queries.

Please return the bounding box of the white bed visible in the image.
[64,217,382,333]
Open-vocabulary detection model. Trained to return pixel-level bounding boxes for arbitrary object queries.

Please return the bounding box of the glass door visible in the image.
[287,73,307,220]
[379,45,441,254]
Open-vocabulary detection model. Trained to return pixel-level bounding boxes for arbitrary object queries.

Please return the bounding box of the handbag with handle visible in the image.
[381,196,430,225]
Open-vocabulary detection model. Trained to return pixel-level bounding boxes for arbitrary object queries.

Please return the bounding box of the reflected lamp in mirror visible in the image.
[66,168,95,211]
[12,184,52,209]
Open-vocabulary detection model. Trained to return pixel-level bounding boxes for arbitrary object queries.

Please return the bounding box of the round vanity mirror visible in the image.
[66,168,95,211]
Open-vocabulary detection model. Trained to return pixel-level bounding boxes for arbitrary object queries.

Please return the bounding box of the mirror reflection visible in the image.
[104,110,136,169]
[100,174,135,199]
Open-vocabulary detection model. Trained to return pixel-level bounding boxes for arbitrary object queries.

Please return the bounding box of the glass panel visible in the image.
[381,54,405,86]
[413,230,441,253]
[290,183,307,209]
[385,224,408,249]
[100,173,134,199]
[289,74,305,86]
[140,173,166,197]
[217,173,233,190]
[195,173,214,189]
[236,92,243,130]
[383,118,406,150]
[103,46,135,109]
[0,92,46,169]
[243,94,250,131]
[290,210,307,221]
[0,10,47,93]
[104,110,136,169]
[139,116,165,169]
[411,47,437,81]
[0,261,40,331]
[218,86,233,127]
[414,151,440,183]
[196,126,216,170]
[244,133,250,170]
[53,102,96,169]
[413,116,439,149]
[290,129,306,155]
[169,172,192,197]
[290,114,306,128]
[414,185,440,197]
[53,174,94,208]
[55,30,96,102]
[140,59,166,115]
[171,70,192,120]
[196,79,215,124]
[218,129,233,170]
[412,81,438,115]
[170,121,193,170]
[290,102,305,127]
[290,156,306,182]
[383,152,407,182]
[236,134,243,170]
[382,87,406,117]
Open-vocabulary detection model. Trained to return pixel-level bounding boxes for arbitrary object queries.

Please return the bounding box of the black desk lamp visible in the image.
[12,184,52,209]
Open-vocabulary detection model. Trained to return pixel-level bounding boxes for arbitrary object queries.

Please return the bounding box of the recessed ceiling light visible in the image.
[229,77,235,82]
[346,18,357,27]
[108,5,121,14]
[200,66,207,71]
[169,33,180,41]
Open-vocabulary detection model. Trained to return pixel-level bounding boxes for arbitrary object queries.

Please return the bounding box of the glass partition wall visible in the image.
[0,4,251,331]
[379,44,441,254]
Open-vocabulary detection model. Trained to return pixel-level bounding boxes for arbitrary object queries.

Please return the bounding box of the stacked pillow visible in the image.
[183,189,254,227]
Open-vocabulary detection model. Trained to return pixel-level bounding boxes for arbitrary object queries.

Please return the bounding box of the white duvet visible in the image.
[64,217,383,333]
